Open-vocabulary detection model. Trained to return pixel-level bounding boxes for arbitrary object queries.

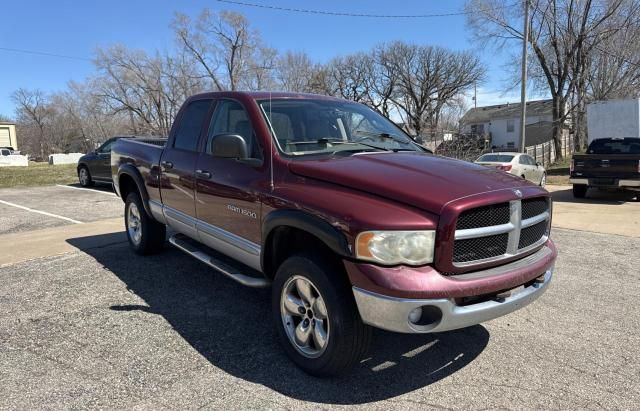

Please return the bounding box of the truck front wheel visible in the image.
[124,192,166,255]
[272,254,372,377]
[572,184,588,198]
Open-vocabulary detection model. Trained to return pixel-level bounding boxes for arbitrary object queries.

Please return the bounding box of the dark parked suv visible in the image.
[111,92,557,376]
[77,137,128,187]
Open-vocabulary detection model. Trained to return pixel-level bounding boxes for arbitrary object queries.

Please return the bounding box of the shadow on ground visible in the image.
[551,187,638,205]
[67,234,489,404]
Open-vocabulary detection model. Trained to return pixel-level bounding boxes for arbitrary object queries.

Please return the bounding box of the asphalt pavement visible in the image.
[0,184,638,409]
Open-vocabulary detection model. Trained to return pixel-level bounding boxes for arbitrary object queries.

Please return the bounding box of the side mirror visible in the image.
[209,134,248,159]
[536,162,542,167]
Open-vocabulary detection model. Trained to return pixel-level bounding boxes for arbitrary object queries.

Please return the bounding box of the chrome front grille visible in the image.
[452,197,550,267]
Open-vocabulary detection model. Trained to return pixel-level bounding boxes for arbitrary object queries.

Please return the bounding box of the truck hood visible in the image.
[288,152,536,214]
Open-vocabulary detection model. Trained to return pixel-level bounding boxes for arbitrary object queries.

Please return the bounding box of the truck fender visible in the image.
[117,164,153,218]
[261,209,352,273]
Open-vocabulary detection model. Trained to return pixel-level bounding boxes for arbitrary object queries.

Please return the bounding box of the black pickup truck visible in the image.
[570,138,640,198]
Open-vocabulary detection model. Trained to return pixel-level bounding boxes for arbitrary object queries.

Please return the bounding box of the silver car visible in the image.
[475,152,546,186]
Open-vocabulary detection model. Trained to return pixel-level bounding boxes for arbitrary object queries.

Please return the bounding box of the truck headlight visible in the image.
[355,231,435,266]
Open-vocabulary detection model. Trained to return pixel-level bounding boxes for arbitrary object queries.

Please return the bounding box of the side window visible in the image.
[506,119,515,133]
[208,100,262,160]
[519,155,528,165]
[173,99,212,152]
[528,156,537,165]
[98,139,114,153]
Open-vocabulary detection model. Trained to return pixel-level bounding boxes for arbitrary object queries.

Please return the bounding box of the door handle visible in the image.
[196,169,212,179]
[161,161,173,169]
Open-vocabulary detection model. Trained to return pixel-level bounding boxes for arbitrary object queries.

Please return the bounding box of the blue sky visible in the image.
[0,0,523,117]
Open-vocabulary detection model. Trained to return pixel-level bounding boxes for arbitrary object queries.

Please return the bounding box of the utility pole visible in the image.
[519,0,530,153]
[473,82,477,109]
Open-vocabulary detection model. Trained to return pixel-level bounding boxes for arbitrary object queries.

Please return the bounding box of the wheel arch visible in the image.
[117,164,153,217]
[262,210,351,279]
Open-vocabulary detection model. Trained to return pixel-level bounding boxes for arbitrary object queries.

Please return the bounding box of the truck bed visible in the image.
[111,137,168,202]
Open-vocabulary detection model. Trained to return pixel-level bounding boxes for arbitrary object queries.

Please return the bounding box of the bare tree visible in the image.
[94,45,204,136]
[173,9,269,91]
[466,0,638,154]
[380,42,485,140]
[588,23,640,100]
[11,88,52,159]
[275,51,319,92]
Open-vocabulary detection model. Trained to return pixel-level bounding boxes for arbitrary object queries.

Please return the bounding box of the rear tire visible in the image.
[272,253,372,377]
[572,184,588,198]
[125,192,166,255]
[78,166,94,187]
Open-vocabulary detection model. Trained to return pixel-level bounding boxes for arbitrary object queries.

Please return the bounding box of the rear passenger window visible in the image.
[173,99,212,151]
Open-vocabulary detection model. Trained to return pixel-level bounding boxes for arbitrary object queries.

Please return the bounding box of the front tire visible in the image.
[573,184,588,198]
[272,254,372,377]
[78,166,94,187]
[125,192,166,255]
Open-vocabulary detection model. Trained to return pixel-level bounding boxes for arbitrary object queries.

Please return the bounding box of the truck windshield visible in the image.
[588,138,640,154]
[258,99,423,157]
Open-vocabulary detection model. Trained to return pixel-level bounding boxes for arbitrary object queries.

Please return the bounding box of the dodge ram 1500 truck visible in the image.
[570,137,640,198]
[111,92,557,376]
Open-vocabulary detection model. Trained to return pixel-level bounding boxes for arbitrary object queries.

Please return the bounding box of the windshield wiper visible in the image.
[352,131,402,141]
[316,138,392,153]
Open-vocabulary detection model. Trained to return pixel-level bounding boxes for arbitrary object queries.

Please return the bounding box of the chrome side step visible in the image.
[169,234,271,288]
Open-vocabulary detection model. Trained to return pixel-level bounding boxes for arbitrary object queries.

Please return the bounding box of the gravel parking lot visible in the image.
[1,184,639,409]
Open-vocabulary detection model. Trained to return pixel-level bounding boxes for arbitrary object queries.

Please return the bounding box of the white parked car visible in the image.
[475,152,546,186]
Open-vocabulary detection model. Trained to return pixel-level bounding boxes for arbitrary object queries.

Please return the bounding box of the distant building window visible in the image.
[506,119,515,133]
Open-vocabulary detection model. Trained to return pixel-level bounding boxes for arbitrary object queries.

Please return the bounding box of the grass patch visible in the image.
[547,174,570,185]
[0,162,77,188]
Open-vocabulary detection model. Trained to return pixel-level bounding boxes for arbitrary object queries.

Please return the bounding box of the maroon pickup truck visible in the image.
[111,91,556,376]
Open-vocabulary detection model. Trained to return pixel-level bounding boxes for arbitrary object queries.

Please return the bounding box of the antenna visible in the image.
[269,91,274,191]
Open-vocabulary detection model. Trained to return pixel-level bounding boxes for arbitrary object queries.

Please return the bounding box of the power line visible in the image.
[213,0,479,18]
[0,47,92,62]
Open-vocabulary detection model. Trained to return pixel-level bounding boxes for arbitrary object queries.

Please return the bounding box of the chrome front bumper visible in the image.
[570,178,640,187]
[353,268,553,334]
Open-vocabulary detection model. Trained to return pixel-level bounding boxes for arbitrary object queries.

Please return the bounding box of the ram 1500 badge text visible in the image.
[112,92,557,376]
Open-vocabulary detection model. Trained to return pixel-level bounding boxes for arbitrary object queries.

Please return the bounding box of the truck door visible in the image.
[94,137,117,179]
[159,98,213,238]
[193,98,267,271]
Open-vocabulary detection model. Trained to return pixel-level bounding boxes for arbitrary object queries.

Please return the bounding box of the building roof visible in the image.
[0,121,16,126]
[461,99,553,125]
[524,121,553,146]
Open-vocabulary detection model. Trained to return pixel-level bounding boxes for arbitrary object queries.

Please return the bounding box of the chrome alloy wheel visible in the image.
[280,275,330,358]
[79,168,89,185]
[127,202,142,246]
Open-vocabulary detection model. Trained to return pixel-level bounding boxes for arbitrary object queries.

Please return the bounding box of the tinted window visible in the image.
[519,155,528,165]
[98,139,115,153]
[174,99,212,151]
[477,154,515,162]
[208,100,262,159]
[588,138,640,154]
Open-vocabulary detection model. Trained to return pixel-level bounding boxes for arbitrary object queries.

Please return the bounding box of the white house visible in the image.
[460,100,556,149]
